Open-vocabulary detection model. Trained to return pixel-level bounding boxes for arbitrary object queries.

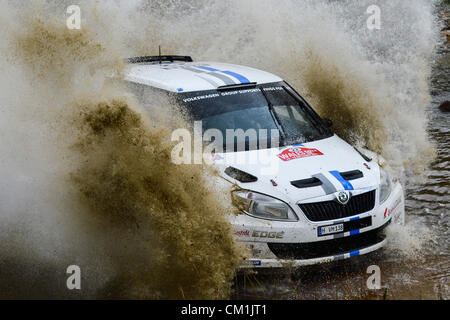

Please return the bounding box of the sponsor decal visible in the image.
[384,199,401,219]
[277,146,323,162]
[386,207,395,218]
[234,230,250,237]
[248,260,262,266]
[211,153,224,161]
[252,230,285,239]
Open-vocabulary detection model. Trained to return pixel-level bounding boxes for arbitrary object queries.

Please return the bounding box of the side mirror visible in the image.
[322,118,333,128]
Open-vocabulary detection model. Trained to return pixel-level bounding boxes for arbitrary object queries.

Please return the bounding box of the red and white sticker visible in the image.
[234,230,250,237]
[277,146,324,162]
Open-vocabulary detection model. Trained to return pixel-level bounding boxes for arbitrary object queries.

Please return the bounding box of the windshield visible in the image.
[179,82,332,152]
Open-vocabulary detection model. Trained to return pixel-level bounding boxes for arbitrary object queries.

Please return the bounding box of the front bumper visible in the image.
[232,182,405,268]
[244,237,386,268]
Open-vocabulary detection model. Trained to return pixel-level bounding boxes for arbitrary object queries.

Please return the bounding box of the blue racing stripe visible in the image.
[329,170,354,190]
[220,70,250,84]
[350,229,360,236]
[350,250,360,257]
[196,66,220,72]
[196,66,250,84]
[350,216,360,221]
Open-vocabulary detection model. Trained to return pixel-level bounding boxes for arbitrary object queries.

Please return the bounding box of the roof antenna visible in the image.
[159,45,162,64]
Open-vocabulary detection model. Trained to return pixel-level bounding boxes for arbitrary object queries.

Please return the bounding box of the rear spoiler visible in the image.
[217,82,257,91]
[126,55,193,64]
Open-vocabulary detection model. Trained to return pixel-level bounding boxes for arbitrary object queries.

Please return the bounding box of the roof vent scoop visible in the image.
[224,167,258,183]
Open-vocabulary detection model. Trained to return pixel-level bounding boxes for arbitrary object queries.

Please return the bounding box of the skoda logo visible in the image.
[336,191,350,205]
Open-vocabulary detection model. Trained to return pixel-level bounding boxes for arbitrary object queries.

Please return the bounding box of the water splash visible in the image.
[0,0,441,298]
[0,2,244,299]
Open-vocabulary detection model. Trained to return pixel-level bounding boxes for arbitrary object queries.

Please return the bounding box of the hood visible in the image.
[215,135,380,202]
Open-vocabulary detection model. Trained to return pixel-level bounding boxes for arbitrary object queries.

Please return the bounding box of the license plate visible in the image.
[318,223,344,236]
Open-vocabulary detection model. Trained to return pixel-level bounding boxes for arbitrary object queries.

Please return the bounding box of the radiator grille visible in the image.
[299,190,376,222]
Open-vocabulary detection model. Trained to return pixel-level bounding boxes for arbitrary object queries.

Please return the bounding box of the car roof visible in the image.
[124,61,283,93]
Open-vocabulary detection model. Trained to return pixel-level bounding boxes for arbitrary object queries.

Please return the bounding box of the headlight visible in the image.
[379,168,392,204]
[232,190,298,222]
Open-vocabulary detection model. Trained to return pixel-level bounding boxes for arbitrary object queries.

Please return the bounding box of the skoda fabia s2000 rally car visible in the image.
[122,55,405,268]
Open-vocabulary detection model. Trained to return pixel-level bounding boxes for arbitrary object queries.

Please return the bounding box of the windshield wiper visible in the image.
[259,87,287,147]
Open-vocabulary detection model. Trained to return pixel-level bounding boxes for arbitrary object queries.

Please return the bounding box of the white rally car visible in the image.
[123,55,405,268]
